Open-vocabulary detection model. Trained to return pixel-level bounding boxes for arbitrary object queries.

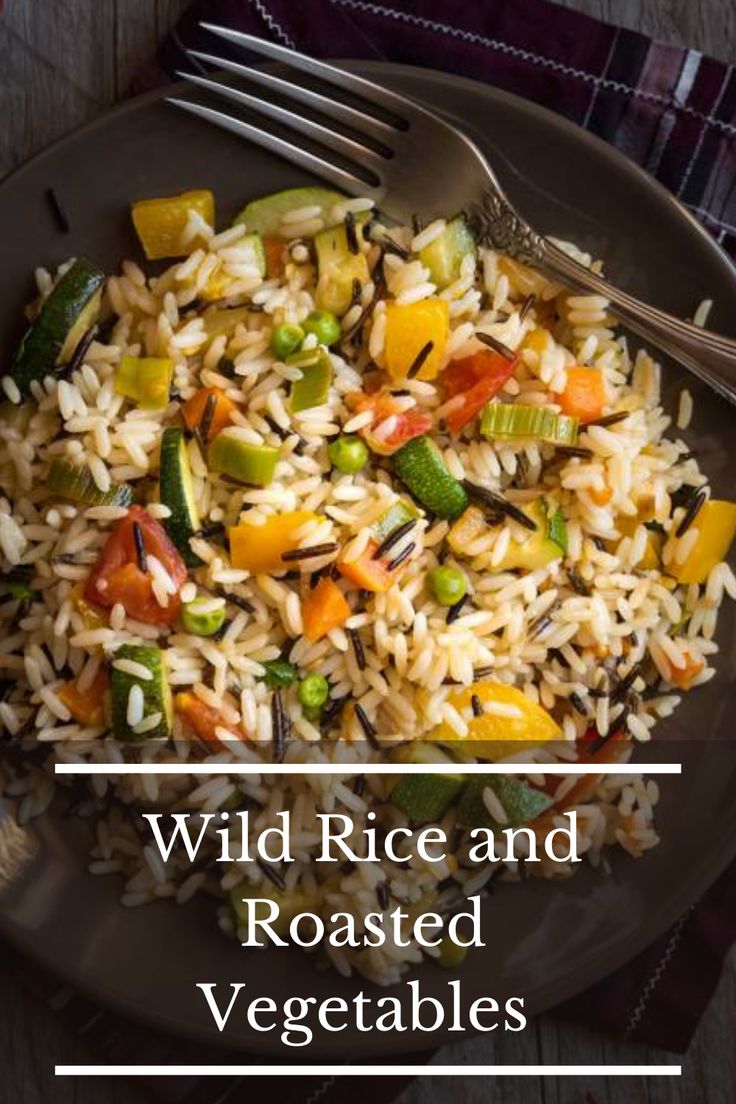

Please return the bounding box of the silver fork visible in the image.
[169,23,736,405]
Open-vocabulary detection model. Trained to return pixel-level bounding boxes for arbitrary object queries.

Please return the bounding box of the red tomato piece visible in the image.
[346,389,433,456]
[84,506,187,625]
[441,350,517,433]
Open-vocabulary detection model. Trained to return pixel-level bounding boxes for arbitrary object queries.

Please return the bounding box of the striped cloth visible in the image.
[8,2,736,1102]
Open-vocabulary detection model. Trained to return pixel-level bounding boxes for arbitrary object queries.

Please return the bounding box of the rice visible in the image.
[1,188,731,989]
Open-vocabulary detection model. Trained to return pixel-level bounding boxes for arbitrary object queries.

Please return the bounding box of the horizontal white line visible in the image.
[55,1064,682,1077]
[53,762,681,776]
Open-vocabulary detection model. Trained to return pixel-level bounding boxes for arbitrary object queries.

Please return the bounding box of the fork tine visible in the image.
[200,23,412,123]
[166,98,383,200]
[177,65,388,172]
[186,48,397,145]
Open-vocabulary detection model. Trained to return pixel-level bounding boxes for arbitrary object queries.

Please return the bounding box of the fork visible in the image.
[169,23,736,406]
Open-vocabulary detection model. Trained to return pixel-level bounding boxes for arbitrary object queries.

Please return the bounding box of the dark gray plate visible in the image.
[2,64,736,1058]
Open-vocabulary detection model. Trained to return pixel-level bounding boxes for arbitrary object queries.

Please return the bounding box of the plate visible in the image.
[2,62,736,1058]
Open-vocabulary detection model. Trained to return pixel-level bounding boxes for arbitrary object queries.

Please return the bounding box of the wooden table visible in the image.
[1,2,735,1101]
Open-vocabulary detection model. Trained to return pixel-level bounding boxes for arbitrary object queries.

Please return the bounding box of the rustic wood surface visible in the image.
[1,1,734,1101]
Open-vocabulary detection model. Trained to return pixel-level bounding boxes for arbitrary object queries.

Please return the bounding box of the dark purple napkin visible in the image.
[9,1,736,1100]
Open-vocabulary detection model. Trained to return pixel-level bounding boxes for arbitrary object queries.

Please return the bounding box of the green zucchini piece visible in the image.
[371,499,423,542]
[181,598,226,637]
[480,403,579,446]
[288,348,333,413]
[494,498,567,572]
[314,223,370,316]
[208,429,279,486]
[48,459,134,509]
[159,427,200,565]
[111,644,172,741]
[5,582,38,601]
[391,743,463,822]
[237,232,267,278]
[546,503,568,554]
[259,659,298,689]
[11,258,105,395]
[233,186,347,238]
[392,436,468,520]
[418,215,476,289]
[457,775,552,830]
[115,355,173,410]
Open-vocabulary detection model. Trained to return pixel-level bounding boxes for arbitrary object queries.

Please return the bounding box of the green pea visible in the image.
[303,309,341,347]
[271,322,305,360]
[180,599,226,637]
[260,659,298,690]
[429,565,467,607]
[436,935,468,969]
[327,435,369,475]
[298,673,329,712]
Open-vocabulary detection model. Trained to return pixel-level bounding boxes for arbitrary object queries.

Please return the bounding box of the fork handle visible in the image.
[471,191,736,406]
[539,239,736,406]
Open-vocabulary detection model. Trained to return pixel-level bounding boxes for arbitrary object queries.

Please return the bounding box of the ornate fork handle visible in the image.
[470,190,736,406]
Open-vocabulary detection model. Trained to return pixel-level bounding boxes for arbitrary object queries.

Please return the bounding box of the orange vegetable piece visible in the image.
[554,366,607,424]
[181,387,236,443]
[229,511,318,573]
[58,668,109,727]
[175,690,242,743]
[666,648,704,690]
[590,485,613,507]
[302,577,350,642]
[338,541,394,593]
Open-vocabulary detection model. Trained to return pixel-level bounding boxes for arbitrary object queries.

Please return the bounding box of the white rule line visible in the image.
[54,762,682,776]
[55,1063,682,1077]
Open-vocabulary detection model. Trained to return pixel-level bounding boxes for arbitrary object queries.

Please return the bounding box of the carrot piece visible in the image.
[590,485,613,507]
[175,690,242,742]
[57,668,109,727]
[181,387,236,443]
[338,541,394,593]
[302,577,350,642]
[666,649,704,690]
[263,235,286,279]
[554,366,606,424]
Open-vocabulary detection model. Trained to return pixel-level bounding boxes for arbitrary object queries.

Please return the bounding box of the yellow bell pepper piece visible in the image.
[131,189,215,261]
[384,299,449,381]
[203,305,252,338]
[670,499,736,584]
[229,511,318,573]
[447,506,488,557]
[428,682,561,760]
[608,513,661,571]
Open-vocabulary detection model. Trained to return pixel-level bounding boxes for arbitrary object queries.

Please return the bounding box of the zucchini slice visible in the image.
[391,743,463,822]
[480,403,579,446]
[418,215,476,289]
[314,223,370,316]
[111,644,172,741]
[12,258,105,395]
[288,348,333,413]
[392,436,468,520]
[115,355,173,410]
[371,499,423,542]
[208,429,279,487]
[233,186,347,238]
[457,775,552,830]
[48,459,133,509]
[159,427,200,565]
[493,498,567,572]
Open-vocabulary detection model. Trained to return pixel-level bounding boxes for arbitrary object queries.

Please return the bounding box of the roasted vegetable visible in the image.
[48,459,133,509]
[418,215,476,289]
[115,356,173,410]
[428,681,561,760]
[392,435,468,519]
[208,430,279,487]
[228,511,318,573]
[11,258,105,394]
[159,428,200,565]
[131,189,214,260]
[111,644,172,741]
[302,577,350,642]
[457,775,553,829]
[384,299,449,382]
[480,403,579,445]
[669,499,736,584]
